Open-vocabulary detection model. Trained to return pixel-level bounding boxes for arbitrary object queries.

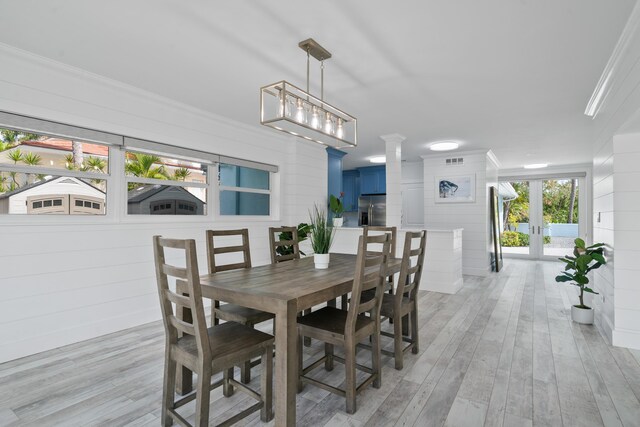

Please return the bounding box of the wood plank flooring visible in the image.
[1,259,640,426]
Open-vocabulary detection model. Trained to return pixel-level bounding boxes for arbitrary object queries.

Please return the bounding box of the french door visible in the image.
[500,177,585,260]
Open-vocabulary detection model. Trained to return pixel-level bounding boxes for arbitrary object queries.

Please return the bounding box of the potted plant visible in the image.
[309,204,335,269]
[275,223,311,257]
[555,238,606,324]
[329,193,345,227]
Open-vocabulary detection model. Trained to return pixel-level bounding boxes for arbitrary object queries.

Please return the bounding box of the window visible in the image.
[0,124,111,215]
[219,163,271,216]
[125,150,208,215]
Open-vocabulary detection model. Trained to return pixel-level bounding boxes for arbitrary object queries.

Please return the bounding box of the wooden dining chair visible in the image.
[342,225,397,311]
[268,226,300,264]
[297,233,391,414]
[207,229,275,384]
[153,236,274,427]
[269,226,314,346]
[379,230,426,369]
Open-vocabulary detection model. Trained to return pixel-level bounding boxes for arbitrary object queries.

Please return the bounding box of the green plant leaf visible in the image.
[574,238,586,249]
[575,275,589,285]
[591,253,606,264]
[555,275,572,283]
[586,243,605,249]
[583,287,599,295]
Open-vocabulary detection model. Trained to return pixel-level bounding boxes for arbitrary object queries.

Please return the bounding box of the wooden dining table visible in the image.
[178,252,401,426]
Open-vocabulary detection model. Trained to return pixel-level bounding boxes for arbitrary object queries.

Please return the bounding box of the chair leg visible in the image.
[302,308,312,347]
[241,361,251,384]
[411,306,419,354]
[345,340,357,414]
[372,324,382,388]
[211,305,218,326]
[162,352,177,427]
[195,365,212,427]
[223,368,234,397]
[260,345,274,422]
[393,314,404,370]
[325,343,334,371]
[297,332,304,392]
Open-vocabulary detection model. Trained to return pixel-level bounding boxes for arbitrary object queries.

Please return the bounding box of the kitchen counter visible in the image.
[332,226,464,294]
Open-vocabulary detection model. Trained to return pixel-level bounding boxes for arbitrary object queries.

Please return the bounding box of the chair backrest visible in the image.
[346,233,391,332]
[365,226,397,258]
[268,226,300,264]
[206,229,252,274]
[395,231,427,304]
[153,236,211,361]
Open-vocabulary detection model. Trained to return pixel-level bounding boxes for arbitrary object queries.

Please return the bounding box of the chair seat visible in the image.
[379,293,412,317]
[177,321,274,363]
[297,307,374,339]
[214,303,275,324]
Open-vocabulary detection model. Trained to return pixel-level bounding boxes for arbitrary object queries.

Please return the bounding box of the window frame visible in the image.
[0,112,281,224]
[215,162,274,219]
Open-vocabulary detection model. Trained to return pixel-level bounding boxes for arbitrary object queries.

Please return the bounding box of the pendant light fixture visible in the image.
[260,38,357,148]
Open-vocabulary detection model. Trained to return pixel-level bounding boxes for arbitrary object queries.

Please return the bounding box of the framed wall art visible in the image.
[435,174,475,203]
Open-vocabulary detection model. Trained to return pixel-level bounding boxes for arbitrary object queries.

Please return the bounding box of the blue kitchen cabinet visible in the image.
[326,147,347,202]
[342,170,359,212]
[358,165,386,194]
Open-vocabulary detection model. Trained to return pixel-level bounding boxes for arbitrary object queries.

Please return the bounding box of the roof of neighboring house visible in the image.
[0,176,105,200]
[127,184,206,204]
[19,138,109,157]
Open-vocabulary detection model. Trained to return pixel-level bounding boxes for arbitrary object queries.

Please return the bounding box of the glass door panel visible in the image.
[542,178,580,257]
[500,181,532,257]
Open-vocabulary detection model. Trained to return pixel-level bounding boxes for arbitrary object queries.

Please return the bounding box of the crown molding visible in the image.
[584,1,640,118]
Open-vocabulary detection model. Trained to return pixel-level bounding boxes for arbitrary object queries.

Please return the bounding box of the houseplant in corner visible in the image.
[309,204,335,269]
[329,193,345,227]
[555,238,606,324]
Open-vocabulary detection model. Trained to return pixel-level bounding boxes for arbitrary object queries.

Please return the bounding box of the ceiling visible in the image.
[0,0,635,169]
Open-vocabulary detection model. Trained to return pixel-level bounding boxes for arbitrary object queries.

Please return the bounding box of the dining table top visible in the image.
[198,252,402,313]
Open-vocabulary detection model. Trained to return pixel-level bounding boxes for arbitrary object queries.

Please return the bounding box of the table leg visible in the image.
[274,299,297,426]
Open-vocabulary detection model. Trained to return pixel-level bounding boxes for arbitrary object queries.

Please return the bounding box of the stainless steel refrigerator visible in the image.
[358,194,386,226]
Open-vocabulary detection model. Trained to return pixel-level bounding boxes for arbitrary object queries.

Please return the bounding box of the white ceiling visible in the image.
[0,0,635,169]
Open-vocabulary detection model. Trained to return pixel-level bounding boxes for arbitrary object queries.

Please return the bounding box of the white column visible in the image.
[381,133,405,229]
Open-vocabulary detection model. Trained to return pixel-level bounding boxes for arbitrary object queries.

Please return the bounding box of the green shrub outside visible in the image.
[501,230,551,246]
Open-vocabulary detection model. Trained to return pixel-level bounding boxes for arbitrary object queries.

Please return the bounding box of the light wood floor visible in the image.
[1,259,640,426]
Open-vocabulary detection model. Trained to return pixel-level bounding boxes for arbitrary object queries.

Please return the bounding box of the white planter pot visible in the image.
[314,253,330,269]
[571,305,594,325]
[333,217,343,227]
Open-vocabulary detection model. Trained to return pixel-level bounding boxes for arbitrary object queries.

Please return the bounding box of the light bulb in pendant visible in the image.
[284,95,292,118]
[336,118,344,139]
[311,107,320,129]
[277,89,287,118]
[295,98,305,123]
[324,112,333,134]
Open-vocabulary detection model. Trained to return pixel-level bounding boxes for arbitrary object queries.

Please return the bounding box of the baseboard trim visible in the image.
[612,327,640,350]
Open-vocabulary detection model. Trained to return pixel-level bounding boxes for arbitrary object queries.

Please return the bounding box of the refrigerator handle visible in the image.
[369,204,373,225]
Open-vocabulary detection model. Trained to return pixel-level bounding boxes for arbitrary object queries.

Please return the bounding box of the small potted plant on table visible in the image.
[329,193,344,227]
[555,238,606,324]
[309,204,335,269]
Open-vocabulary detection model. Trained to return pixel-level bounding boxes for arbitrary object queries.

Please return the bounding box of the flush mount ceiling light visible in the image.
[429,141,459,151]
[369,156,386,164]
[260,38,357,149]
[523,163,549,169]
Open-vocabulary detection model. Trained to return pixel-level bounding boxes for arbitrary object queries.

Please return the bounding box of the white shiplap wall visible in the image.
[0,44,327,363]
[588,3,640,349]
[611,133,640,349]
[592,137,615,342]
[422,151,496,276]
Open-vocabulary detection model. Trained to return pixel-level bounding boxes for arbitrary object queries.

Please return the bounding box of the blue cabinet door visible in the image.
[358,166,386,194]
[342,170,359,212]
